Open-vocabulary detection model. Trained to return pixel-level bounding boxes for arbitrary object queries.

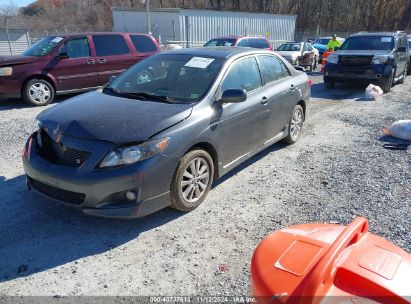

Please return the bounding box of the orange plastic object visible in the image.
[320,50,334,73]
[322,50,334,62]
[251,217,411,304]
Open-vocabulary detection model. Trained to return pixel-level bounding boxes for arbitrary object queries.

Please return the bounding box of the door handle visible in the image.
[98,58,107,63]
[261,96,268,104]
[86,59,95,64]
[290,84,296,91]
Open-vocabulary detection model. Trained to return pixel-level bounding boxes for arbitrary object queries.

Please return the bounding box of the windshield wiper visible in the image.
[103,88,174,103]
[124,92,175,103]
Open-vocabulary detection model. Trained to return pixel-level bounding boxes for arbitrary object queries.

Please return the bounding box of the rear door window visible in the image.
[257,55,290,84]
[60,37,90,58]
[221,57,262,93]
[130,35,157,53]
[92,34,130,56]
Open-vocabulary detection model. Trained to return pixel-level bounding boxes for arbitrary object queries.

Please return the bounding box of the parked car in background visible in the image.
[204,35,272,50]
[275,42,318,71]
[23,47,310,218]
[324,31,409,92]
[0,32,160,106]
[408,35,411,74]
[313,36,345,62]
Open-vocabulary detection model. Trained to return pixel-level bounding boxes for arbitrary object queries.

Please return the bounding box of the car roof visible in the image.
[47,32,152,38]
[350,32,405,37]
[159,46,272,59]
[209,35,268,40]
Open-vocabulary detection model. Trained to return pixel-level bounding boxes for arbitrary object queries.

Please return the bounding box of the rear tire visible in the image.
[170,149,214,212]
[397,64,407,84]
[283,105,304,144]
[23,78,55,106]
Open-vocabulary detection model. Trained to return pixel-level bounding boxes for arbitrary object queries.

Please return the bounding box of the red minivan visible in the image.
[0,32,160,106]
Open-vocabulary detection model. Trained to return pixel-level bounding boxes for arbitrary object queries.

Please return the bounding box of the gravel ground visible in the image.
[0,72,410,297]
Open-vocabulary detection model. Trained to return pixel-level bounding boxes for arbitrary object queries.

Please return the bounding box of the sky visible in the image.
[1,0,35,7]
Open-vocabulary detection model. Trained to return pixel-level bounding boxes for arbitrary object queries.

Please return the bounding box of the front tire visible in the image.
[283,105,304,144]
[381,68,395,93]
[324,79,335,89]
[170,149,214,212]
[23,79,55,106]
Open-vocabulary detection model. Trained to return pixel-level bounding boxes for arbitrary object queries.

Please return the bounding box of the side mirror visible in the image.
[57,52,69,59]
[220,89,247,103]
[294,66,306,72]
[397,46,407,53]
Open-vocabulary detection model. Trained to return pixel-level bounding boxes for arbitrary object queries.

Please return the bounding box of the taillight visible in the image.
[308,79,312,87]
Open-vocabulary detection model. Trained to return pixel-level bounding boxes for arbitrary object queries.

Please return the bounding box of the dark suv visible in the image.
[324,32,409,92]
[0,32,159,106]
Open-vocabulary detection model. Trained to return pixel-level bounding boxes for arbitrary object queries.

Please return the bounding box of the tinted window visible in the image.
[408,39,411,48]
[307,44,313,51]
[93,35,129,56]
[340,36,394,51]
[130,35,157,53]
[60,38,90,58]
[253,38,270,49]
[277,43,301,51]
[221,57,262,93]
[236,39,249,47]
[248,38,270,49]
[258,55,289,84]
[204,39,236,47]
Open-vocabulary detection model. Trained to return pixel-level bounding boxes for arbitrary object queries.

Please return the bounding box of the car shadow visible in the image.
[212,142,286,188]
[0,174,184,282]
[0,94,77,110]
[311,82,367,100]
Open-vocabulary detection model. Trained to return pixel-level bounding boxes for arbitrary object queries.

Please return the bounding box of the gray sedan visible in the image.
[23,47,311,218]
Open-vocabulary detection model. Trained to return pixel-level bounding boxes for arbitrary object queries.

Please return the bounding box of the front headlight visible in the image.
[327,54,338,64]
[372,55,389,64]
[0,67,13,76]
[100,138,170,168]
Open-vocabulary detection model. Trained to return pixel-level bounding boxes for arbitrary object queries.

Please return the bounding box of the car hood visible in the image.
[0,55,40,67]
[37,91,193,144]
[275,51,300,57]
[334,50,392,56]
[313,44,327,52]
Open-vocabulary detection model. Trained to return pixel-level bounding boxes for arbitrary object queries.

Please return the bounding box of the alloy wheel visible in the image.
[29,82,51,105]
[180,157,210,204]
[290,108,303,140]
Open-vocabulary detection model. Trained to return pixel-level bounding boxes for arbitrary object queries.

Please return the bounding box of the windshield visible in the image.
[277,43,301,51]
[314,38,330,45]
[23,36,64,56]
[204,39,236,47]
[340,36,394,51]
[107,54,224,103]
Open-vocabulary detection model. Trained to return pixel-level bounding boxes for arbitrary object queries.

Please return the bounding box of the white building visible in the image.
[112,8,296,48]
[0,29,31,56]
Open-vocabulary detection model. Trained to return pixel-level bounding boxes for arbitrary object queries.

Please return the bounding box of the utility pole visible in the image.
[146,0,152,35]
